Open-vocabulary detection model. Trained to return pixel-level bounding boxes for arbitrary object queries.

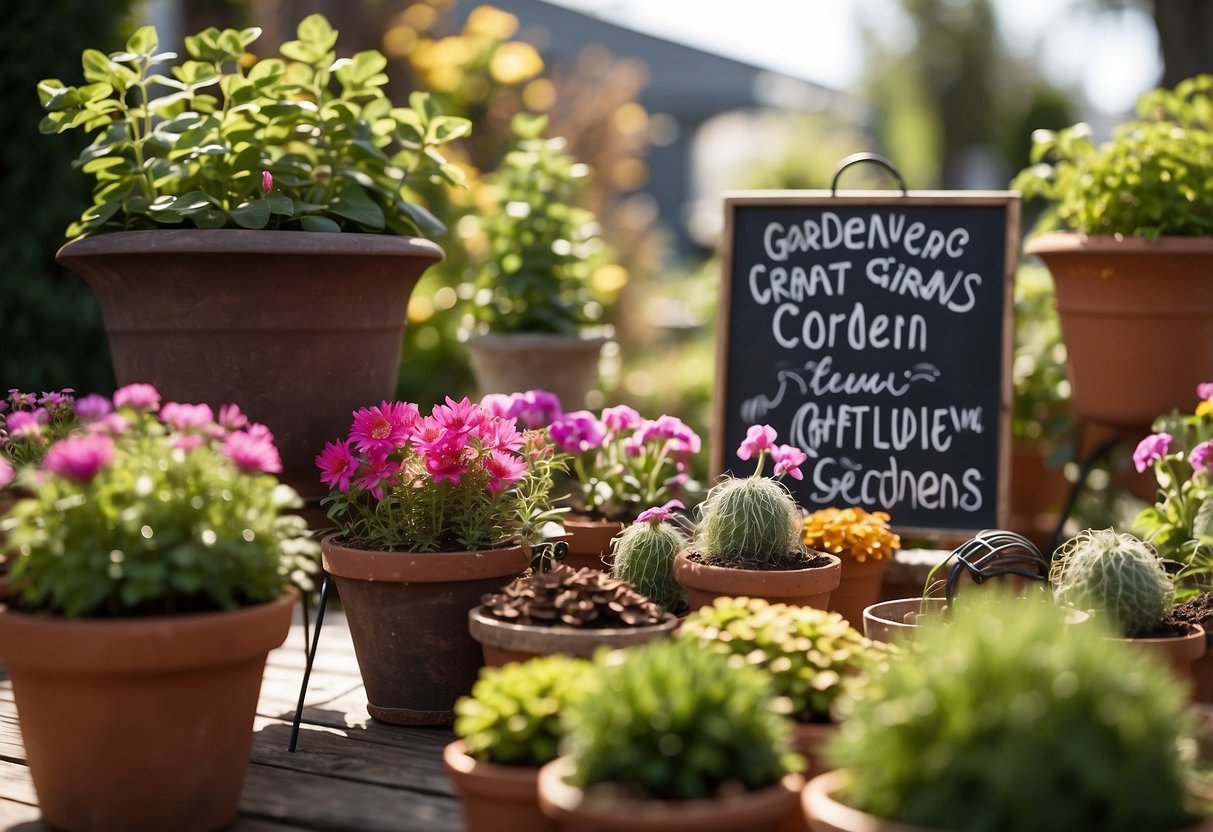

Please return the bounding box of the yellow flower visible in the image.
[801,507,900,562]
[466,5,520,40]
[490,41,543,85]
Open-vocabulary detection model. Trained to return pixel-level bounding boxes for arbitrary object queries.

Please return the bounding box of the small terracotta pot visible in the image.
[673,550,841,612]
[793,722,837,781]
[0,590,296,832]
[467,333,608,412]
[468,606,680,666]
[322,535,528,725]
[828,557,891,629]
[1122,625,1207,688]
[862,598,947,644]
[442,739,557,832]
[561,515,625,572]
[538,757,805,832]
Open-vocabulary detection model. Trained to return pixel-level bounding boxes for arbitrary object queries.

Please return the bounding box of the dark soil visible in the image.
[1167,591,1213,632]
[686,548,834,571]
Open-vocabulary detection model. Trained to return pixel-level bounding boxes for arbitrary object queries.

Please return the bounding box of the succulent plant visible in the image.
[560,639,802,800]
[677,597,884,723]
[826,594,1196,832]
[609,516,686,611]
[696,476,807,569]
[454,654,595,767]
[1051,527,1174,637]
[480,563,666,628]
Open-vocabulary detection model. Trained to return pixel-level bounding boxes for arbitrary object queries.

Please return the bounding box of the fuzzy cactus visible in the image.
[696,476,805,568]
[1050,527,1174,637]
[610,505,687,610]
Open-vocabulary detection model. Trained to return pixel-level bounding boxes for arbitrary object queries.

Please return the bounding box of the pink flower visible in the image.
[160,402,214,432]
[422,431,471,484]
[38,390,73,408]
[1199,382,1213,402]
[350,401,417,454]
[173,434,205,452]
[513,390,563,429]
[771,444,808,480]
[479,393,516,419]
[602,405,642,433]
[113,383,161,412]
[410,416,446,449]
[737,424,778,461]
[479,417,524,453]
[1190,441,1213,475]
[432,396,485,437]
[90,412,130,436]
[316,439,358,492]
[222,429,282,474]
[635,415,701,454]
[261,171,273,194]
[218,403,249,431]
[355,450,399,499]
[0,457,13,489]
[44,434,115,482]
[6,409,47,439]
[1133,432,1173,473]
[74,393,112,422]
[8,390,36,409]
[636,499,685,524]
[485,450,527,494]
[550,411,607,454]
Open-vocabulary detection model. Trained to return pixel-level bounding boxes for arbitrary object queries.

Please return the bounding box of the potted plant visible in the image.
[805,595,1207,832]
[39,15,470,501]
[464,114,616,410]
[674,424,840,610]
[609,502,688,611]
[677,597,886,777]
[444,654,595,832]
[1013,74,1213,430]
[537,639,806,831]
[800,507,901,628]
[0,383,316,832]
[315,396,564,724]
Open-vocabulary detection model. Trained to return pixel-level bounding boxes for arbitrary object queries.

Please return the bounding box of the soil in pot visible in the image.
[1171,593,1213,702]
[674,550,841,612]
[443,739,557,832]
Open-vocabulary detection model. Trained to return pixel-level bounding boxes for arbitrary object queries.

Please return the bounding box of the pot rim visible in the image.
[320,533,529,583]
[674,550,842,597]
[1025,232,1213,256]
[468,605,679,654]
[56,228,445,261]
[804,769,931,832]
[442,738,543,787]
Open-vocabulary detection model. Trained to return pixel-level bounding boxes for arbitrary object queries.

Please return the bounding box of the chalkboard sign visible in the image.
[714,191,1020,536]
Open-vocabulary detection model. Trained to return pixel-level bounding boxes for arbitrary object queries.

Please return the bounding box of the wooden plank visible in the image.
[0,758,38,805]
[0,799,47,829]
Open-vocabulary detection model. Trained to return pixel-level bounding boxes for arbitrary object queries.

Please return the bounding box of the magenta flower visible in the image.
[737,424,778,461]
[261,170,273,194]
[0,457,13,489]
[355,450,399,500]
[1133,432,1173,473]
[602,405,642,433]
[432,396,485,437]
[44,434,115,482]
[636,499,685,524]
[1199,382,1213,402]
[218,403,249,431]
[90,412,131,436]
[160,401,215,432]
[74,393,112,422]
[550,411,607,454]
[222,429,283,474]
[173,434,206,452]
[1190,441,1213,475]
[350,401,416,454]
[485,449,527,494]
[316,439,358,492]
[772,444,808,480]
[8,390,36,409]
[513,390,563,429]
[6,409,47,439]
[422,432,470,484]
[113,383,161,412]
[479,393,516,419]
[479,417,524,453]
[38,389,73,408]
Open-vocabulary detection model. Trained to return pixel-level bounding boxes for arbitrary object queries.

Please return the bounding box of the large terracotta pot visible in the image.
[443,739,557,832]
[560,514,625,571]
[466,333,607,411]
[673,551,841,612]
[468,605,679,666]
[321,534,527,725]
[828,556,890,630]
[538,757,805,832]
[0,591,296,832]
[1024,233,1213,430]
[57,229,443,501]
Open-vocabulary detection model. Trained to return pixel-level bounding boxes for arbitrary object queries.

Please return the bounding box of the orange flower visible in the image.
[801,507,900,563]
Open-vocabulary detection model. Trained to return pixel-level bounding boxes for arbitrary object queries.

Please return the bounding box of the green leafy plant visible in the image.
[38,14,470,239]
[1051,527,1174,637]
[3,383,316,617]
[1013,74,1213,238]
[677,597,884,724]
[454,654,595,767]
[826,595,1197,832]
[468,113,611,336]
[609,506,687,610]
[560,639,802,800]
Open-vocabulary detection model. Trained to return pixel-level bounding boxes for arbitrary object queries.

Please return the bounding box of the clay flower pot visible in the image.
[1123,625,1207,688]
[538,757,805,832]
[321,534,528,725]
[560,514,625,571]
[674,550,841,612]
[828,556,891,629]
[862,598,948,643]
[442,739,558,832]
[467,332,608,411]
[467,605,679,666]
[0,591,296,832]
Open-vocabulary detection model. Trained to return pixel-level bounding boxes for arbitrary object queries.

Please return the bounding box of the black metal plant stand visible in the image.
[287,573,335,753]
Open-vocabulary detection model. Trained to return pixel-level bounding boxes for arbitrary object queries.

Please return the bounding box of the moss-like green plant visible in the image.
[453,654,595,767]
[609,513,686,610]
[827,595,1196,832]
[561,639,802,800]
[678,597,884,723]
[696,476,804,568]
[1051,527,1174,637]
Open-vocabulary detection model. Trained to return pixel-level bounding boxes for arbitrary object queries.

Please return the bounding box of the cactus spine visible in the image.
[696,476,804,567]
[610,520,686,610]
[1051,527,1174,637]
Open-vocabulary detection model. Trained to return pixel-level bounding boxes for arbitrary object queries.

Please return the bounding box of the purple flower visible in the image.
[513,390,563,429]
[1133,432,1173,473]
[479,393,516,419]
[635,499,685,524]
[549,411,607,454]
[1199,382,1213,402]
[160,402,215,432]
[44,434,115,482]
[222,429,282,475]
[6,409,47,439]
[74,393,112,422]
[38,389,74,408]
[737,424,777,461]
[771,443,808,481]
[8,390,36,409]
[261,170,274,194]
[90,413,131,437]
[1190,441,1213,475]
[113,383,161,412]
[218,403,249,431]
[0,457,13,489]
[602,405,642,433]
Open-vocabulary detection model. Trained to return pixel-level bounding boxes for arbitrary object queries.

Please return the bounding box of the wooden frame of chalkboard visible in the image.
[714,190,1020,540]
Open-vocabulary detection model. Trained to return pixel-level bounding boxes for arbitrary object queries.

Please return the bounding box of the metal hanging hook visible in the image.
[830,152,908,196]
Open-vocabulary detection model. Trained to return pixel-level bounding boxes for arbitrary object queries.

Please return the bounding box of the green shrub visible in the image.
[1051,527,1174,636]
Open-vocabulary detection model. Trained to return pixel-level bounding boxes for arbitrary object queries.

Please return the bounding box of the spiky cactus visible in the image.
[1051,527,1174,637]
[610,517,686,610]
[696,476,805,568]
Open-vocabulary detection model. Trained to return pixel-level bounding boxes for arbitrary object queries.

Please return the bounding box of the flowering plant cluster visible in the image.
[480,390,700,521]
[316,397,565,552]
[1133,383,1213,566]
[735,423,809,481]
[801,507,901,563]
[2,384,316,617]
[0,389,87,472]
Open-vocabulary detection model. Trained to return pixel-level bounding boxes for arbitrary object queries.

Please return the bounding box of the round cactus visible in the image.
[610,520,686,610]
[1051,528,1174,637]
[696,476,805,567]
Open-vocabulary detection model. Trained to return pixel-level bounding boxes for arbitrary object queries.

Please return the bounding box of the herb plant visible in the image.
[39,14,470,239]
[3,384,317,617]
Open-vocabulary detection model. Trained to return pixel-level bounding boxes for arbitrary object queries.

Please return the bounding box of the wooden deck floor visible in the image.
[0,608,468,831]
